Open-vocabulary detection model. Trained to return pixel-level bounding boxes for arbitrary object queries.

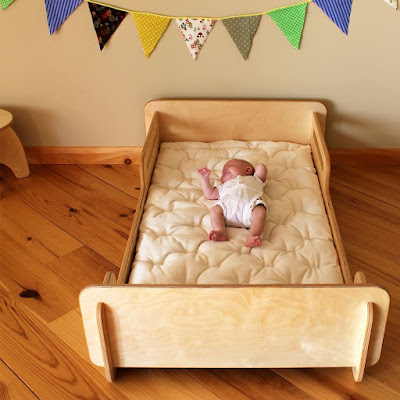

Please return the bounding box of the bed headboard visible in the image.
[144,99,327,145]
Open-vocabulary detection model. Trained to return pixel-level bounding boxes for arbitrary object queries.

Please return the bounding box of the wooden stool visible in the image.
[0,109,30,178]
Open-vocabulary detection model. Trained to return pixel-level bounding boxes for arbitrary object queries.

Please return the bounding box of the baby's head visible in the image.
[221,159,255,183]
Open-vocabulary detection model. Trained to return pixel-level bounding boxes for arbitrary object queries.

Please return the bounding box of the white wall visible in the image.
[1,0,399,147]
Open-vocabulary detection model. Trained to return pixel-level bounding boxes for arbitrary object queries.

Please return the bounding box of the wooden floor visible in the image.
[0,163,399,400]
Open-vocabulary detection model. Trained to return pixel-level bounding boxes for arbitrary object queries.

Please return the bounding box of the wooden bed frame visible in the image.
[80,100,390,382]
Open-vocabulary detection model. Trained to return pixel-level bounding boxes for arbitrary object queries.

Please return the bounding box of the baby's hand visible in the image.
[198,168,211,179]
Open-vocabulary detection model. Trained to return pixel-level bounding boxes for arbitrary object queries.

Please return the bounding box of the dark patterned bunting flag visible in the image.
[88,3,127,50]
[45,0,82,35]
[313,0,353,34]
[222,16,261,60]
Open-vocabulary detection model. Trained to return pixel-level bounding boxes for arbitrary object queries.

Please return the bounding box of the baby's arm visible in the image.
[254,163,268,183]
[198,168,220,200]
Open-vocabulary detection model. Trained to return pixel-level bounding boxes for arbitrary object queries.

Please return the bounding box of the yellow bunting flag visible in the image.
[133,13,170,58]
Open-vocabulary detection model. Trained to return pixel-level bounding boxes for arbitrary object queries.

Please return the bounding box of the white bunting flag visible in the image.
[176,18,216,60]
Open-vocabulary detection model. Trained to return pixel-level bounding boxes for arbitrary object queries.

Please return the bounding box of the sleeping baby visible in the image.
[198,159,268,247]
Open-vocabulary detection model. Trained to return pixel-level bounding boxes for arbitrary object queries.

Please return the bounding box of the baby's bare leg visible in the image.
[245,205,267,247]
[209,205,229,241]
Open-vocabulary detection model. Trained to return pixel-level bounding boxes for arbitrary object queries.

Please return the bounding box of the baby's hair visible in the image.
[240,159,255,175]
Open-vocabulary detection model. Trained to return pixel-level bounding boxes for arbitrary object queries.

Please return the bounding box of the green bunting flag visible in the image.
[268,2,308,49]
[1,0,16,10]
[223,16,261,60]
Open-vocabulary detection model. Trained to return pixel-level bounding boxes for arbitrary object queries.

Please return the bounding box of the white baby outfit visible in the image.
[216,175,267,228]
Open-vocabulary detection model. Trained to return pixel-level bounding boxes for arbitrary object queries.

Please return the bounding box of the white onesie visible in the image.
[216,175,267,228]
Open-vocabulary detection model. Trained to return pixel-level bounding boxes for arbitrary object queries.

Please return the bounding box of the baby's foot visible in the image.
[245,235,262,248]
[209,230,229,242]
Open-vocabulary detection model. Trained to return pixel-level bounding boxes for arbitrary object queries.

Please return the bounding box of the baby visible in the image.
[198,159,268,247]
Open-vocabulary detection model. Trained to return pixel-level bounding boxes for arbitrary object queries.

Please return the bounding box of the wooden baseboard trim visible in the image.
[24,147,400,166]
[329,149,400,166]
[25,146,142,165]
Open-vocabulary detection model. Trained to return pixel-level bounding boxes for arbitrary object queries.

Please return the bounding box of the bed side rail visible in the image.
[80,284,389,382]
[310,113,352,283]
[117,112,160,284]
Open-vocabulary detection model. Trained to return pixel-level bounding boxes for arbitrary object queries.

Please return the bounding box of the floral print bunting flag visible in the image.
[176,18,216,60]
[384,0,398,9]
[88,3,127,50]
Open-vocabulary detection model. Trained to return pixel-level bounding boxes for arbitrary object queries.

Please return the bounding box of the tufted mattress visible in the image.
[129,140,343,285]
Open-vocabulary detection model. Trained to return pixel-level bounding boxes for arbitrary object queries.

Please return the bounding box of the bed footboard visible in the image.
[80,284,389,382]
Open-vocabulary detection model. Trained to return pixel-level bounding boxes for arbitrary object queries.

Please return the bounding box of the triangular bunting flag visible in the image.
[222,16,261,60]
[133,13,170,58]
[176,18,215,60]
[1,0,16,10]
[384,0,398,10]
[268,3,308,49]
[88,3,127,50]
[45,0,82,35]
[313,0,353,34]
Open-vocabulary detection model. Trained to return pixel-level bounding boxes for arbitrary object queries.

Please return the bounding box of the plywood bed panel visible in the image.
[144,100,327,144]
[80,100,389,382]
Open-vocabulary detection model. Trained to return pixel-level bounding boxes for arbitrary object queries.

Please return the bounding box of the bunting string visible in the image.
[83,0,313,20]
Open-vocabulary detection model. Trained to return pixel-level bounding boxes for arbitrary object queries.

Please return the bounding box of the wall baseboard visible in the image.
[24,147,400,166]
[329,148,400,166]
[25,146,142,165]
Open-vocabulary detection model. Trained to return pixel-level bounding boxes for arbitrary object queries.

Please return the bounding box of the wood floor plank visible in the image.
[0,231,79,324]
[0,289,131,400]
[0,196,82,265]
[115,369,222,400]
[273,367,400,400]
[78,164,141,199]
[330,181,400,278]
[187,368,316,400]
[0,359,39,400]
[183,369,252,400]
[331,166,400,207]
[1,166,134,266]
[47,165,138,226]
[46,246,120,291]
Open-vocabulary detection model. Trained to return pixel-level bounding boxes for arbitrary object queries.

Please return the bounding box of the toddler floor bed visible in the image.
[80,100,389,382]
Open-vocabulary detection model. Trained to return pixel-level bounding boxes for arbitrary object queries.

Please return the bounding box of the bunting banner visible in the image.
[45,0,82,35]
[268,3,308,49]
[313,0,353,34]
[384,0,398,9]
[1,0,398,58]
[133,13,170,58]
[1,0,15,10]
[88,3,127,50]
[222,16,261,60]
[176,18,216,60]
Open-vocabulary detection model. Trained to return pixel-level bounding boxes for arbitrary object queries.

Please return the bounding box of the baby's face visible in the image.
[221,159,253,183]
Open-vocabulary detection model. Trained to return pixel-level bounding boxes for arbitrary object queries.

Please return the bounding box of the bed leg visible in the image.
[352,302,374,382]
[354,271,367,284]
[96,302,116,382]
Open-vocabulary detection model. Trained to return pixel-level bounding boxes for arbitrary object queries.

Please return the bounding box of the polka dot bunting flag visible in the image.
[1,0,15,10]
[222,16,261,60]
[133,13,170,58]
[268,2,308,49]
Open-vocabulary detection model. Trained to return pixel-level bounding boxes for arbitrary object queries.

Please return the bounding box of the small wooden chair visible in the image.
[0,109,30,178]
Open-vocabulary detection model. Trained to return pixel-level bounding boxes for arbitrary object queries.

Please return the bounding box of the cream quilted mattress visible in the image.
[129,140,343,285]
